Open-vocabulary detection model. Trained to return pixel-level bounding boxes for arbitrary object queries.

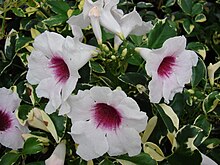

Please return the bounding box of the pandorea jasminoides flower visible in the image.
[67,86,148,160]
[201,153,217,165]
[45,142,66,165]
[0,87,29,149]
[27,31,97,114]
[136,36,198,103]
[67,0,123,44]
[112,8,153,49]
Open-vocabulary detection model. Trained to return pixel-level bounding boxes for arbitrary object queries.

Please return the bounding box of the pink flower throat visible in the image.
[158,56,176,78]
[93,103,122,131]
[49,56,70,83]
[0,109,12,131]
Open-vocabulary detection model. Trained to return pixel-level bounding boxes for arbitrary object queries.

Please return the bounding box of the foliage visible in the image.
[0,0,220,164]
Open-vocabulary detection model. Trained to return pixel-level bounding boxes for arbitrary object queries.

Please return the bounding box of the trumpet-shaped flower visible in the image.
[27,31,97,114]
[136,36,198,103]
[112,8,153,49]
[0,87,29,149]
[67,0,122,44]
[45,142,66,165]
[67,86,148,160]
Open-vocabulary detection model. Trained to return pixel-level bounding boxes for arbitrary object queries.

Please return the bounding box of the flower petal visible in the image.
[33,31,64,58]
[107,127,142,156]
[130,21,153,36]
[70,121,108,160]
[0,88,20,113]
[67,13,90,29]
[67,91,94,122]
[45,142,66,165]
[100,0,122,35]
[163,36,187,56]
[63,37,96,70]
[26,51,51,84]
[201,153,218,165]
[90,86,112,103]
[148,76,163,103]
[36,78,62,111]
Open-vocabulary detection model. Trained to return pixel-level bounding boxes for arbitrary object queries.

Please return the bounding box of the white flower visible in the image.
[136,36,198,103]
[45,142,66,165]
[201,153,217,165]
[67,0,122,44]
[67,86,148,160]
[0,87,29,149]
[112,7,153,49]
[27,31,97,114]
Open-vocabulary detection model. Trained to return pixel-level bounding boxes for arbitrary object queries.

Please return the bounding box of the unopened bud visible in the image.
[111,55,116,60]
[122,48,127,57]
[102,44,109,52]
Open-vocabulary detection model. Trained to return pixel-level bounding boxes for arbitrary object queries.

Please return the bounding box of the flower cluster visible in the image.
[0,0,219,165]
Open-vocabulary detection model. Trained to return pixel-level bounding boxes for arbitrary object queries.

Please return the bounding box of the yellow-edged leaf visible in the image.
[141,116,158,143]
[143,142,165,161]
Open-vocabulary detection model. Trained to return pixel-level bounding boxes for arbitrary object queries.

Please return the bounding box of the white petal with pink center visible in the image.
[136,36,198,103]
[67,86,148,160]
[0,87,29,149]
[27,31,97,114]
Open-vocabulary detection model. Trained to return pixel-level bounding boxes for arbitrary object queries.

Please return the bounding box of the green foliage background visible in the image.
[0,0,220,164]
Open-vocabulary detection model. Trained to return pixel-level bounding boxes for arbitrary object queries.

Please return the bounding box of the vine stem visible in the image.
[1,7,6,38]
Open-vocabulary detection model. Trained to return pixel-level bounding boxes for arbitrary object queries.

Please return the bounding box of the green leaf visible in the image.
[193,114,212,146]
[11,8,26,17]
[175,125,202,151]
[117,153,157,165]
[195,13,207,23]
[191,57,206,88]
[203,138,220,149]
[165,0,176,7]
[43,14,68,27]
[26,161,45,165]
[202,91,220,113]
[191,3,203,16]
[148,19,177,49]
[15,37,33,52]
[177,0,192,15]
[127,52,143,66]
[130,35,143,46]
[143,142,165,161]
[118,72,147,86]
[168,149,202,165]
[47,1,70,15]
[187,42,207,60]
[0,151,21,165]
[17,104,33,124]
[4,29,17,60]
[20,18,38,30]
[182,18,194,34]
[90,61,105,73]
[136,2,153,8]
[99,159,114,165]
[156,104,178,133]
[50,112,67,138]
[22,137,44,155]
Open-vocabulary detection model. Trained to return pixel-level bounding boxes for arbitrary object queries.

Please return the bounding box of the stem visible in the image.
[1,8,7,38]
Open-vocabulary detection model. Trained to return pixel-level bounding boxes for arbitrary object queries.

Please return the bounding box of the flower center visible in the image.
[93,103,122,130]
[0,109,12,131]
[49,56,70,83]
[157,56,176,78]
